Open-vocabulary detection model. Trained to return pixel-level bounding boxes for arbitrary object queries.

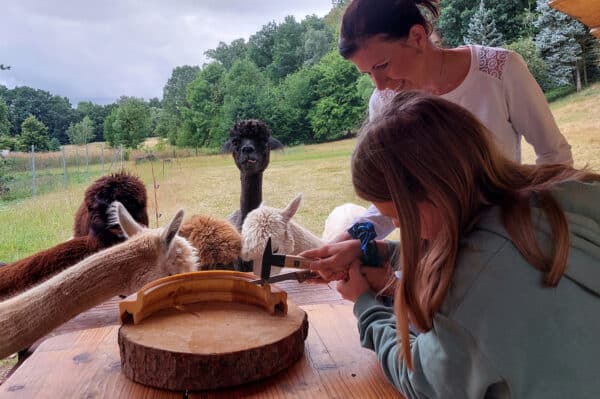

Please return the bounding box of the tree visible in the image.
[104,97,151,148]
[439,0,529,47]
[266,67,319,144]
[177,62,226,149]
[268,16,305,81]
[303,28,334,66]
[66,116,95,145]
[506,37,551,90]
[19,115,50,151]
[534,0,587,89]
[76,101,113,142]
[1,86,78,143]
[221,59,269,132]
[307,51,365,142]
[205,39,248,70]
[247,21,278,69]
[0,97,9,136]
[162,65,201,119]
[464,0,504,46]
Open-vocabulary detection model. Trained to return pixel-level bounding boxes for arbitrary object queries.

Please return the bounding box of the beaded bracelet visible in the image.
[347,222,382,267]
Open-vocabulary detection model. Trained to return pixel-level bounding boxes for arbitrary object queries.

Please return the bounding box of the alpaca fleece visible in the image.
[178,215,241,270]
[0,202,197,359]
[241,194,323,275]
[73,171,148,247]
[0,236,102,301]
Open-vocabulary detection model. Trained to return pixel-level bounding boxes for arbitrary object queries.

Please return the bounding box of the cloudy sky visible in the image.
[0,0,333,105]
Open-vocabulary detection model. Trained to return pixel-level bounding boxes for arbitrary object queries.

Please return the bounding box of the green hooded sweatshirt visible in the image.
[354,181,600,399]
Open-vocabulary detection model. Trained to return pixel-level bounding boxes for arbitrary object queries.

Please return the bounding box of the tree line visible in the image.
[0,0,598,153]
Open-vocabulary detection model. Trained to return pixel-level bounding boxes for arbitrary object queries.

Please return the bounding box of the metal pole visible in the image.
[31,145,36,197]
[61,146,68,186]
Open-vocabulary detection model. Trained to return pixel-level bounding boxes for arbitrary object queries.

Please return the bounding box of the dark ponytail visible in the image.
[339,0,440,59]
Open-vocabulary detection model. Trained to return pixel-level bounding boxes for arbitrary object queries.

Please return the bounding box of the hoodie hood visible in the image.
[479,180,600,296]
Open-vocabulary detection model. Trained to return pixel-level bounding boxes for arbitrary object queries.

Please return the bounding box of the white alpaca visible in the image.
[241,194,323,275]
[0,202,198,359]
[321,203,367,242]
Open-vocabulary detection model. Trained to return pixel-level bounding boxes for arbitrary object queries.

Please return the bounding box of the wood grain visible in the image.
[1,304,403,398]
[119,301,308,390]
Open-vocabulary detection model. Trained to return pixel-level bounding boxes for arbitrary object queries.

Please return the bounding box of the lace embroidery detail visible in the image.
[478,47,509,80]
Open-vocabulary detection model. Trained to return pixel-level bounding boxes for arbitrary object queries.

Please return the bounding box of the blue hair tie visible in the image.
[347,222,382,267]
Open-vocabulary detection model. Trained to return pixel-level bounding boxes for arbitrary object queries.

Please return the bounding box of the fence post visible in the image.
[31,145,36,197]
[85,142,90,180]
[120,144,124,169]
[61,146,69,186]
[101,144,104,174]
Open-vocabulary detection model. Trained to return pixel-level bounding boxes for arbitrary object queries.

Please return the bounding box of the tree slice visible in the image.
[119,299,308,391]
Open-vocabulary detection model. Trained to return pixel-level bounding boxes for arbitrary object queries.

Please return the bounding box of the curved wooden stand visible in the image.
[118,271,308,391]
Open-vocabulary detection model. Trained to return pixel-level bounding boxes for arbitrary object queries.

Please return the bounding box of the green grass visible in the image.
[0,139,369,263]
[1,83,599,263]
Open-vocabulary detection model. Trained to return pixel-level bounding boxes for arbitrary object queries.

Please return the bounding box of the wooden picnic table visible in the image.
[1,280,403,398]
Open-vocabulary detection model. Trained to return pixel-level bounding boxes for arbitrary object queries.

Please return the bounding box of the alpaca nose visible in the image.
[241,144,254,154]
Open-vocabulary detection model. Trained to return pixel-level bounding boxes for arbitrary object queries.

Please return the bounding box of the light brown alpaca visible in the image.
[0,202,198,359]
[178,215,241,270]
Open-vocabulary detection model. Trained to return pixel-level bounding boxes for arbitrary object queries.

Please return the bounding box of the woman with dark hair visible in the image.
[304,91,600,398]
[330,0,573,241]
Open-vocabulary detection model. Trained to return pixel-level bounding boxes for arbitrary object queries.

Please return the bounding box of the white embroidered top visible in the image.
[359,45,574,239]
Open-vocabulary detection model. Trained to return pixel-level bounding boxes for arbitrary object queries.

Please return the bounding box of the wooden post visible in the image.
[120,145,124,169]
[61,146,68,187]
[30,145,36,197]
[101,145,104,174]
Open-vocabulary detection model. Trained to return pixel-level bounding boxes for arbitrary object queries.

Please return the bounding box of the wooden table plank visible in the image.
[1,304,402,398]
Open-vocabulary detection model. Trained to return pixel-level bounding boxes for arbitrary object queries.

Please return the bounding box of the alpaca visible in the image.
[0,172,149,300]
[0,202,197,359]
[0,236,102,301]
[178,215,241,270]
[241,194,324,276]
[73,171,148,247]
[222,136,284,153]
[225,119,273,232]
[321,203,368,242]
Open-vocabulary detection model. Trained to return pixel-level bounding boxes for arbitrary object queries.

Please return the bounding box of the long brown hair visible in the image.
[339,0,440,59]
[352,91,599,369]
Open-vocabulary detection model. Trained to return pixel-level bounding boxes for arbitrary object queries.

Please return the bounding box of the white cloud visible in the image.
[0,0,334,105]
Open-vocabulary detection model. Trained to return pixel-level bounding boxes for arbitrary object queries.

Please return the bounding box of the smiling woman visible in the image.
[328,0,575,243]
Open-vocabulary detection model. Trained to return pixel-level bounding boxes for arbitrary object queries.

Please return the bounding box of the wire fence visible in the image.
[0,143,203,201]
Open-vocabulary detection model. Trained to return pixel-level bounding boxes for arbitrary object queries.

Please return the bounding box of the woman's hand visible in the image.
[299,240,362,281]
[336,261,372,302]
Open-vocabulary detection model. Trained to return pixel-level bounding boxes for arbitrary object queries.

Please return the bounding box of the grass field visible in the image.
[1,83,599,263]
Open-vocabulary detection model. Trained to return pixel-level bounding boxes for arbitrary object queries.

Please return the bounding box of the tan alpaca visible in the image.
[0,202,198,359]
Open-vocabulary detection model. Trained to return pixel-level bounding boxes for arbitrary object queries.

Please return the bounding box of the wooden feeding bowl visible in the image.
[118,271,308,391]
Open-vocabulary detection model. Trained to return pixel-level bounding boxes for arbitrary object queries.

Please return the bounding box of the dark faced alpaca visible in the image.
[73,171,149,247]
[225,120,274,232]
[227,119,272,177]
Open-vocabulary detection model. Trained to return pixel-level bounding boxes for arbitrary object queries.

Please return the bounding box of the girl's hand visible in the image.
[336,261,372,303]
[299,240,362,281]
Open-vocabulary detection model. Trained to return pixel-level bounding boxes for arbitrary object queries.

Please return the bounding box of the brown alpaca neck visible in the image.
[240,172,263,225]
[0,238,156,359]
[0,236,102,301]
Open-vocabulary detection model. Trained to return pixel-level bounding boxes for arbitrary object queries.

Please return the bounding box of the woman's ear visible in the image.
[408,24,428,49]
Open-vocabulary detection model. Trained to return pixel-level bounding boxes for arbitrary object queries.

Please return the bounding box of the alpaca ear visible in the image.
[281,194,302,223]
[162,209,185,247]
[109,201,143,238]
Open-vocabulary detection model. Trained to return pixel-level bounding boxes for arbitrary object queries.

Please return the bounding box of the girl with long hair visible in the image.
[303,91,600,398]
